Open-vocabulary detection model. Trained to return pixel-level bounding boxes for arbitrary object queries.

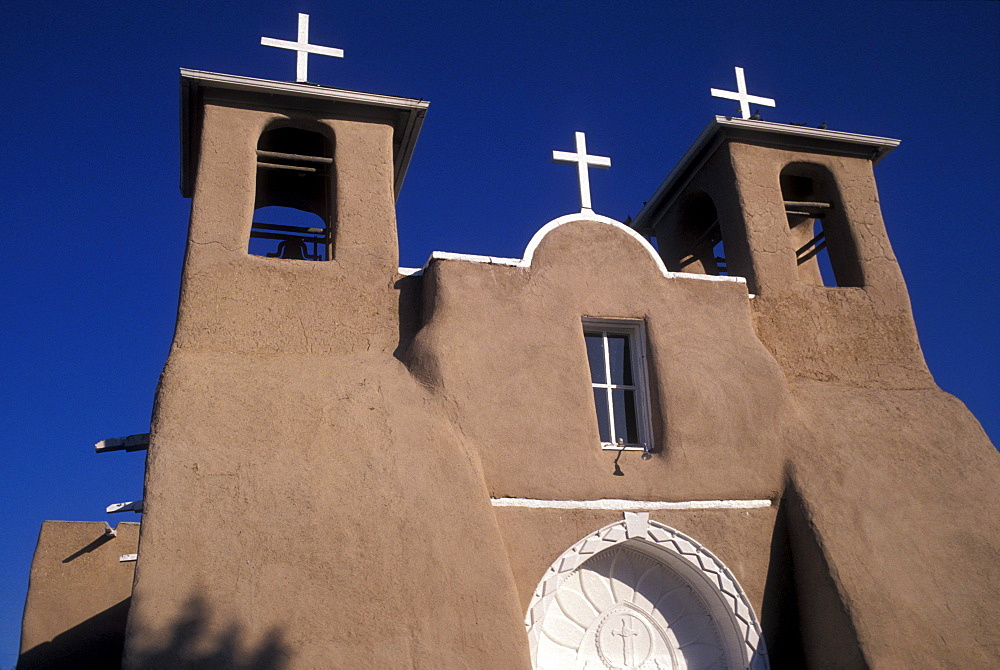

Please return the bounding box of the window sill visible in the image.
[601,444,649,451]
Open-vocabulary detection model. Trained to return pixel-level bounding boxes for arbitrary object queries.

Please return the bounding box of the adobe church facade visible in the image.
[19,67,1000,669]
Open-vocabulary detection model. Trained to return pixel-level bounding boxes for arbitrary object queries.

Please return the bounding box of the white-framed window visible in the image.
[583,319,654,450]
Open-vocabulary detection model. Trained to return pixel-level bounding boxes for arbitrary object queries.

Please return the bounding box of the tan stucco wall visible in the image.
[123,102,531,669]
[494,507,778,615]
[19,521,138,668]
[661,141,932,389]
[788,383,1000,667]
[641,138,1000,664]
[408,221,793,503]
[407,212,999,666]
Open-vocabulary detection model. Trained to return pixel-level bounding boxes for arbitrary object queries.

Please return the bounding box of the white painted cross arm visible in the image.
[711,66,776,120]
[552,132,611,214]
[261,13,344,83]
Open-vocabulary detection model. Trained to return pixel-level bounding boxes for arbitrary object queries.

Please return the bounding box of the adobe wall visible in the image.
[407,220,795,502]
[171,102,402,355]
[408,216,1000,665]
[124,103,530,668]
[19,521,139,668]
[668,141,934,389]
[407,219,801,659]
[682,139,1000,664]
[788,382,1000,667]
[122,94,999,668]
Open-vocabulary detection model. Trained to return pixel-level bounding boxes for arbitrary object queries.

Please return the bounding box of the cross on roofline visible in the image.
[710,66,776,120]
[552,132,611,214]
[261,13,343,83]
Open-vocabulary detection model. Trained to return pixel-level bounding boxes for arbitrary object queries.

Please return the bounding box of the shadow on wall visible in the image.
[18,598,131,669]
[125,594,290,670]
[760,482,868,669]
[20,594,290,669]
[61,532,115,563]
[759,498,807,667]
[393,273,423,365]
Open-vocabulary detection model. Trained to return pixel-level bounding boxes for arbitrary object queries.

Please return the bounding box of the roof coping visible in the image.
[179,69,429,199]
[630,116,899,234]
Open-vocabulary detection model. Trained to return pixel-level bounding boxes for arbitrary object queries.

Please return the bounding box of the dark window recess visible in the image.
[250,127,334,261]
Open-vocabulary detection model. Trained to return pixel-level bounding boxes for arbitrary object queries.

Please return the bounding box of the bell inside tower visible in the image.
[249,125,335,261]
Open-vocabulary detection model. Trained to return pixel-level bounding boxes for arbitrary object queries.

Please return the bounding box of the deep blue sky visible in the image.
[2,1,997,664]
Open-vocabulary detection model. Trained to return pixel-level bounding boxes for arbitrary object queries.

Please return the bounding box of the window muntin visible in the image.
[583,320,653,450]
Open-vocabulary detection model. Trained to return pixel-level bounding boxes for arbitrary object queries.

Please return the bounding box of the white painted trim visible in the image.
[522,213,668,273]
[428,251,522,266]
[397,267,422,276]
[717,114,900,147]
[491,497,772,510]
[424,213,746,286]
[119,554,138,563]
[583,318,654,449]
[525,518,769,669]
[179,69,430,111]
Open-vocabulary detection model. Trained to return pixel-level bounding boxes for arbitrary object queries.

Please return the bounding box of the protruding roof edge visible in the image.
[179,68,429,200]
[630,116,900,235]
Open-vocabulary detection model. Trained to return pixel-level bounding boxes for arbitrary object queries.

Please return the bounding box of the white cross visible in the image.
[612,617,640,666]
[710,66,776,120]
[261,13,344,83]
[552,132,611,214]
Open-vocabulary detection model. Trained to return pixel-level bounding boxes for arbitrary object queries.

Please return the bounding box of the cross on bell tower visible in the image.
[710,66,776,120]
[261,13,344,83]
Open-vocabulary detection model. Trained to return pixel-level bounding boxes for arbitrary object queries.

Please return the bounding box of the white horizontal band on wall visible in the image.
[491,497,772,511]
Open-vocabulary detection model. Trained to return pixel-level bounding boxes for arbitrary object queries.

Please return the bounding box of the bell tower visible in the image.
[174,69,428,354]
[123,68,531,669]
[631,117,933,387]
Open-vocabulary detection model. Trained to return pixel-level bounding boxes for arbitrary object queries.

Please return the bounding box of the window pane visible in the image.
[585,334,606,383]
[593,388,611,443]
[608,334,629,385]
[624,390,639,444]
[622,336,633,386]
[612,389,639,444]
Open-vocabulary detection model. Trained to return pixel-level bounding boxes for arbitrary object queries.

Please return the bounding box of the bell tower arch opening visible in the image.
[250,124,335,261]
[651,190,731,278]
[780,163,863,288]
[674,191,727,276]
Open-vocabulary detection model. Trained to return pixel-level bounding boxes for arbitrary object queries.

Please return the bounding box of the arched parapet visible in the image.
[425,212,747,288]
[523,213,672,278]
[526,514,768,670]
